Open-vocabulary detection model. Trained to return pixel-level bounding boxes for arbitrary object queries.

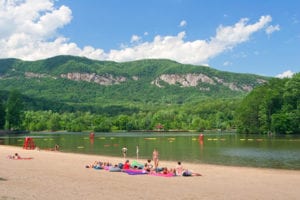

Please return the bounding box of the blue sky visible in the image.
[1,0,299,77]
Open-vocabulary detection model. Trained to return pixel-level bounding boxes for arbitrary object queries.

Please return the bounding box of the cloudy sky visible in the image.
[1,0,299,77]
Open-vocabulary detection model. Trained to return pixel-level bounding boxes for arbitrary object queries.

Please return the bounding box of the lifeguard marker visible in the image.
[23,137,35,150]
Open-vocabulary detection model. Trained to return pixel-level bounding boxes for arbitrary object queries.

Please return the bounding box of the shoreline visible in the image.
[4,144,299,171]
[1,145,300,200]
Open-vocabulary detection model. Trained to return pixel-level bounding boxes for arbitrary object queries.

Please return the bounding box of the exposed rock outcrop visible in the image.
[151,73,261,92]
[25,72,56,79]
[60,72,127,85]
[152,73,215,88]
[23,70,266,92]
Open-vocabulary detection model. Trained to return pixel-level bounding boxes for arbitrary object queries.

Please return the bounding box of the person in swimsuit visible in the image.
[175,161,184,176]
[122,146,128,159]
[152,148,159,170]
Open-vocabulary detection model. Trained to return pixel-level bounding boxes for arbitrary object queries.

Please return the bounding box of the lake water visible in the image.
[1,132,300,170]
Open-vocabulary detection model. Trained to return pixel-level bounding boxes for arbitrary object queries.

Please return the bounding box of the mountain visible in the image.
[0,55,270,113]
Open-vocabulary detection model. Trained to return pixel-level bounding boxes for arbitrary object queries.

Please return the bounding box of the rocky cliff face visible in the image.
[151,73,265,92]
[60,72,127,85]
[152,73,215,87]
[24,71,265,92]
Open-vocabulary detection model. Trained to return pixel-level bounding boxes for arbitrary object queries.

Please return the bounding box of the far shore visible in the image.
[1,145,300,200]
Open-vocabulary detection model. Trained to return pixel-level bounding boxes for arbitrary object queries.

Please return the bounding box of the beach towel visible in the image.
[149,172,174,177]
[8,156,33,160]
[122,169,148,175]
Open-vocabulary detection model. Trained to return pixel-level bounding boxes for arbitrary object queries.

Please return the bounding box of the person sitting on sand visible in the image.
[175,161,184,176]
[161,167,176,175]
[102,162,113,170]
[13,153,21,159]
[123,160,130,169]
[175,161,201,176]
[162,167,168,174]
[85,161,101,168]
[144,159,153,172]
[94,161,102,169]
[168,168,176,175]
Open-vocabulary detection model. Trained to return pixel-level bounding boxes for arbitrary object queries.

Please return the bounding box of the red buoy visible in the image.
[89,132,95,139]
[199,134,204,141]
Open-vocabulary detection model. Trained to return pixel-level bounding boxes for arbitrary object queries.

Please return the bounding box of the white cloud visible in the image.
[0,1,275,65]
[223,61,232,66]
[179,20,187,27]
[0,0,73,60]
[130,35,141,43]
[265,24,280,35]
[106,16,273,64]
[276,70,294,78]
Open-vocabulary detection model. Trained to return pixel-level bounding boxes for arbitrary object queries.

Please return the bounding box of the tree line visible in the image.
[1,73,299,134]
[20,100,236,132]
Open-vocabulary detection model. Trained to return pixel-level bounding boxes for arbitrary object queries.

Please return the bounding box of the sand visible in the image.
[1,145,300,200]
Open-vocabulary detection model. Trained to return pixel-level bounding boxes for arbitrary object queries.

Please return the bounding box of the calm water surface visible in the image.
[1,132,300,170]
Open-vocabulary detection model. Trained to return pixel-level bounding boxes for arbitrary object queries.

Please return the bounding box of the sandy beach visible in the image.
[1,145,300,200]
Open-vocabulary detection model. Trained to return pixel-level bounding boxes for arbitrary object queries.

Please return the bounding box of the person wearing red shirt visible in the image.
[123,160,130,169]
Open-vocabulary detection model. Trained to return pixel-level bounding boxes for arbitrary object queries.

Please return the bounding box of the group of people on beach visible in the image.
[122,146,159,168]
[86,147,201,177]
[8,153,21,159]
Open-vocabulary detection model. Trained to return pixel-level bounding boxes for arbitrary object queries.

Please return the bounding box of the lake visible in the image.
[1,132,300,170]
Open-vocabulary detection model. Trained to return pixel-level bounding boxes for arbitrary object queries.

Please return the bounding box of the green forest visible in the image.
[0,73,299,134]
[236,73,300,134]
[0,56,298,134]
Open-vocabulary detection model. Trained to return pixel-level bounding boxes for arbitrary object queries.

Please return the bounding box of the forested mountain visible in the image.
[0,55,270,114]
[236,73,300,134]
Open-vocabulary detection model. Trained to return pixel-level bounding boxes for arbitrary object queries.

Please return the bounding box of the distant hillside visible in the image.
[0,55,270,113]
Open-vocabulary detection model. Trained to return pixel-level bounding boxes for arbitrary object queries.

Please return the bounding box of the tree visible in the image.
[236,89,263,134]
[5,90,24,130]
[0,100,5,129]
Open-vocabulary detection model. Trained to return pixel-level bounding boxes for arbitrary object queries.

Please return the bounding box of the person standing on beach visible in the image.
[136,145,139,160]
[122,146,128,159]
[152,148,159,170]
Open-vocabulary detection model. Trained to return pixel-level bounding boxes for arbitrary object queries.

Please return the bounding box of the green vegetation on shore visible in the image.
[236,73,299,134]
